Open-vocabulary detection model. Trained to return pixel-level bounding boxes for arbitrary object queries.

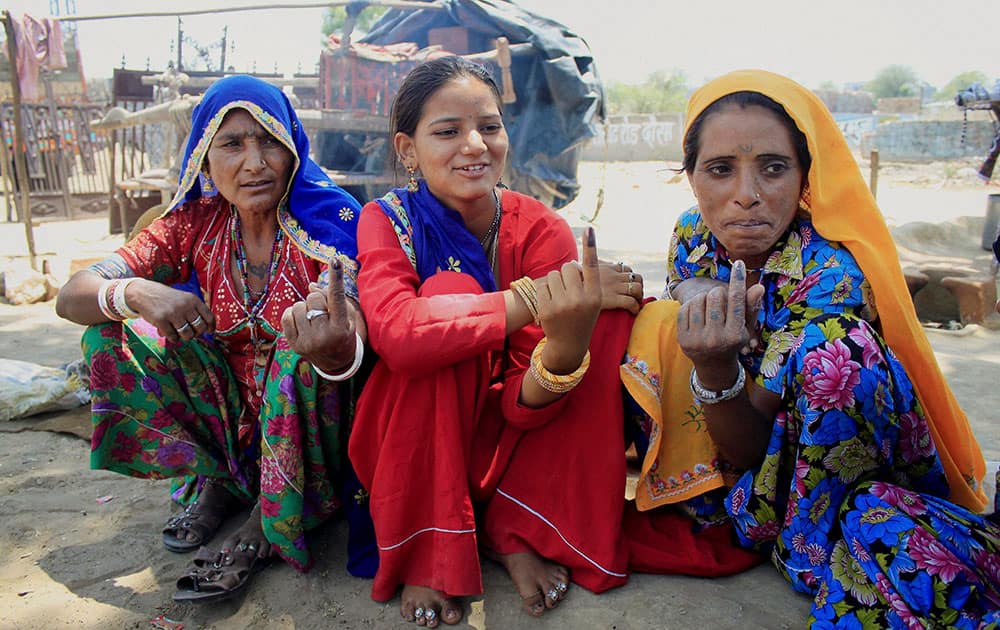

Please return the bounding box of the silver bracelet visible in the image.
[313,332,364,382]
[689,363,746,405]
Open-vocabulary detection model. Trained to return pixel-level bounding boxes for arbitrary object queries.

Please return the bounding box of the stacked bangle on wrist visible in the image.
[528,336,590,394]
[313,332,365,382]
[97,278,139,321]
[689,363,746,405]
[510,276,540,325]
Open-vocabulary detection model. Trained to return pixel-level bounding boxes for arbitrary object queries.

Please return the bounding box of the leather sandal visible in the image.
[162,499,228,553]
[172,545,272,603]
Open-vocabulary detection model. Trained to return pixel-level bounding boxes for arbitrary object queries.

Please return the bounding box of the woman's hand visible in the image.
[535,227,602,374]
[677,260,764,388]
[672,272,763,355]
[598,260,643,314]
[281,259,358,374]
[125,279,216,343]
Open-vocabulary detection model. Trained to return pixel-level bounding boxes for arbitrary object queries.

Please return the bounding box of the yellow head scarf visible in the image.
[683,69,987,511]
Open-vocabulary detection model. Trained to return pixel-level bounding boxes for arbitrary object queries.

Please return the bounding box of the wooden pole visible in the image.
[0,112,14,221]
[2,10,38,270]
[869,149,879,199]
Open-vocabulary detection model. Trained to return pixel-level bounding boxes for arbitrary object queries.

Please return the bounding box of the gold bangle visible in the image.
[511,276,539,325]
[529,336,590,393]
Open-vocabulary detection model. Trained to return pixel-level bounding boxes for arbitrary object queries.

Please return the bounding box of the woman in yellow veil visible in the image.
[622,69,998,627]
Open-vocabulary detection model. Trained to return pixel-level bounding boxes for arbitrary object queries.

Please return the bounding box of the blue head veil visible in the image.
[165,75,361,280]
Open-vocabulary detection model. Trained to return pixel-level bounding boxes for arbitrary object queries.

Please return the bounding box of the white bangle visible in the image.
[97,279,119,320]
[313,332,364,382]
[113,277,140,319]
[690,362,746,405]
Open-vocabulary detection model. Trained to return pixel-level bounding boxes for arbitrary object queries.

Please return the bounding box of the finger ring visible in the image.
[424,609,437,622]
[190,314,204,327]
[305,308,328,322]
[616,261,625,272]
[547,588,559,601]
[627,272,636,282]
[414,607,425,619]
[237,542,248,552]
[556,581,567,593]
[176,322,191,333]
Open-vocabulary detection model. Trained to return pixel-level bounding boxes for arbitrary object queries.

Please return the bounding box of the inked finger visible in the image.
[726,260,748,332]
[580,227,600,287]
[325,258,350,323]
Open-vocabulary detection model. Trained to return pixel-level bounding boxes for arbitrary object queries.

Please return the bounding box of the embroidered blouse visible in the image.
[114,196,326,416]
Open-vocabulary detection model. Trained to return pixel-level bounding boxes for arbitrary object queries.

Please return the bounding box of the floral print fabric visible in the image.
[668,208,1000,627]
[84,319,345,572]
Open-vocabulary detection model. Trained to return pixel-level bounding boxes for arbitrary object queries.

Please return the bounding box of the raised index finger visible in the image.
[581,227,600,287]
[727,260,748,332]
[324,257,350,322]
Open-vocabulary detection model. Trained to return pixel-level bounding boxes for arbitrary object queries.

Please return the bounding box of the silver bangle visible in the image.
[313,332,364,382]
[690,363,746,405]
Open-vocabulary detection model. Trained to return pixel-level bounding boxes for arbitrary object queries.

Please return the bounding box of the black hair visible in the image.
[390,56,504,140]
[681,91,811,185]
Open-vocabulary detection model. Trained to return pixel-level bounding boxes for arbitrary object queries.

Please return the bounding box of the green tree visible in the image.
[321,6,389,41]
[937,70,989,102]
[865,65,921,98]
[816,80,838,91]
[605,69,689,114]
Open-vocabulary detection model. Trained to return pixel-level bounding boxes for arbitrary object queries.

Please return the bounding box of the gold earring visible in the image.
[406,165,419,193]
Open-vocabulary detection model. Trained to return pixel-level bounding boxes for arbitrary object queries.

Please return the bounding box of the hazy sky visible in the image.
[4,0,996,90]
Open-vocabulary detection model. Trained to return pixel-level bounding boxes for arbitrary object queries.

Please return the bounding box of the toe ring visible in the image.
[424,609,437,621]
[547,588,559,601]
[414,607,425,619]
[556,581,568,593]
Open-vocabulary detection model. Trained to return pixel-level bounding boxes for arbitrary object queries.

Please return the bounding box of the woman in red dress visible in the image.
[348,56,645,626]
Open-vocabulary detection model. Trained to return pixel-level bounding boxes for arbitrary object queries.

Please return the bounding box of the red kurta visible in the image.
[349,191,633,601]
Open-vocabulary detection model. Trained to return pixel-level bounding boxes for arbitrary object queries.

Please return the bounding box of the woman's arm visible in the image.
[56,208,214,343]
[357,206,536,374]
[676,262,776,469]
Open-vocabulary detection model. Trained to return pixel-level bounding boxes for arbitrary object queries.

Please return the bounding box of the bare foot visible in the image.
[399,584,463,627]
[496,551,569,617]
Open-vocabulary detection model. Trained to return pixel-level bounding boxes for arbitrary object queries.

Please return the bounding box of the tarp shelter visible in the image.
[361,0,604,208]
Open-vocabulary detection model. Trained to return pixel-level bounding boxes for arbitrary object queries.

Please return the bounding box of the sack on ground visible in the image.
[0,358,90,421]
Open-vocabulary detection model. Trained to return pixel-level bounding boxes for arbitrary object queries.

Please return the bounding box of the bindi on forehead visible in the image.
[738,143,753,153]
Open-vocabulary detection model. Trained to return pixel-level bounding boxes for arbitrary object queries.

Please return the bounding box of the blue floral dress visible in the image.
[667,207,1000,629]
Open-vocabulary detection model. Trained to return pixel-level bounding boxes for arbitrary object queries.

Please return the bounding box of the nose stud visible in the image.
[754,191,761,200]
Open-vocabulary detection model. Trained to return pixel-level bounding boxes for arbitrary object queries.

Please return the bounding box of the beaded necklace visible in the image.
[481,189,503,271]
[230,205,284,357]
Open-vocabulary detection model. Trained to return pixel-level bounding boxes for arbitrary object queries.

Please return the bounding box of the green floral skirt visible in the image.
[83,319,346,571]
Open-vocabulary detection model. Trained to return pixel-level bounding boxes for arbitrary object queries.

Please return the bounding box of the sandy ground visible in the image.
[0,159,998,629]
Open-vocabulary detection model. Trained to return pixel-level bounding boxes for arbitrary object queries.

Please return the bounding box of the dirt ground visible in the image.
[0,159,997,629]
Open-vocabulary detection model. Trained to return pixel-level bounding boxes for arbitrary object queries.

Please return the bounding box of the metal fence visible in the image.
[1,101,113,223]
